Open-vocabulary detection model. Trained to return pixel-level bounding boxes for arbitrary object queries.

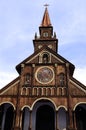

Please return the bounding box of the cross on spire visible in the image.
[44,4,49,7]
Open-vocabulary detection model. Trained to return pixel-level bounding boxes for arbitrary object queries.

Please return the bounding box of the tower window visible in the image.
[39,52,51,63]
[43,32,48,37]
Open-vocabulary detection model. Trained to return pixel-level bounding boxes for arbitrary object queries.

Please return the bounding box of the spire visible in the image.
[41,7,52,27]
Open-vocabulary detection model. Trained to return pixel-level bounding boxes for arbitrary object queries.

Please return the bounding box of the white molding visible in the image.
[70,79,86,93]
[0,80,19,95]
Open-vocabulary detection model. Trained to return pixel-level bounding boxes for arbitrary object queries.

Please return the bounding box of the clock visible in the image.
[35,66,54,84]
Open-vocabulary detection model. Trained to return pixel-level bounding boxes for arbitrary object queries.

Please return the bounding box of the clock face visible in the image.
[35,66,54,84]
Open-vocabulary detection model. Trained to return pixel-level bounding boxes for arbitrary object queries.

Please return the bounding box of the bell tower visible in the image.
[33,7,58,52]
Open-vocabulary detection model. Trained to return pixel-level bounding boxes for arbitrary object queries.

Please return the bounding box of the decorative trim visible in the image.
[0,101,16,110]
[51,53,64,63]
[57,105,67,111]
[70,79,86,93]
[31,97,57,110]
[73,102,86,111]
[21,105,31,110]
[0,80,19,95]
[35,66,54,84]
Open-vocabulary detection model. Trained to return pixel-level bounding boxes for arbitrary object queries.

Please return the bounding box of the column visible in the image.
[15,109,21,130]
[56,111,59,130]
[67,106,74,130]
[12,110,16,130]
[1,107,7,130]
[29,111,32,130]
[73,111,77,130]
[19,110,23,130]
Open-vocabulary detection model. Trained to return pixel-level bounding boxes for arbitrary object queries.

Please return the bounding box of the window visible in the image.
[25,73,31,85]
[42,53,49,63]
[39,52,51,63]
[43,32,48,37]
[59,73,65,87]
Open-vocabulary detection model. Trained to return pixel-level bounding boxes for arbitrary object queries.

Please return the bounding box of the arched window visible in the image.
[39,52,51,63]
[42,53,49,63]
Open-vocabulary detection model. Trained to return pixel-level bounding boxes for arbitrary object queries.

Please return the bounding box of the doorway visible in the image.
[75,104,86,130]
[36,105,55,130]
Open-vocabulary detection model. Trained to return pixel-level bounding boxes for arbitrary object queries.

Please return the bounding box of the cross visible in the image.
[44,4,49,7]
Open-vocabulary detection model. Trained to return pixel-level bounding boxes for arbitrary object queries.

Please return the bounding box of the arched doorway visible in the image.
[0,103,14,130]
[36,105,55,130]
[75,104,86,130]
[32,99,56,130]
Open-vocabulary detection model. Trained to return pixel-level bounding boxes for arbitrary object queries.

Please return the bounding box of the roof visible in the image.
[41,7,52,27]
[16,45,75,76]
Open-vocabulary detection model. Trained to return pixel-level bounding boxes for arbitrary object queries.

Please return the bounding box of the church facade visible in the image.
[0,7,86,130]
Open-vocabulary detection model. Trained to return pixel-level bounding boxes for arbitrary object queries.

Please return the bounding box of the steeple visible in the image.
[33,7,58,53]
[41,7,52,27]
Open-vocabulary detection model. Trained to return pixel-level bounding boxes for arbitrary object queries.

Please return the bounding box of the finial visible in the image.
[54,32,56,38]
[35,32,37,39]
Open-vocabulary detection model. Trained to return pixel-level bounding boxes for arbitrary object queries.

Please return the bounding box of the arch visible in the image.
[42,52,50,63]
[22,107,30,130]
[73,102,86,111]
[57,105,67,111]
[36,105,55,130]
[31,98,57,110]
[74,103,86,130]
[0,101,15,110]
[38,51,51,63]
[32,99,56,130]
[21,105,31,111]
[0,103,14,130]
[57,107,67,130]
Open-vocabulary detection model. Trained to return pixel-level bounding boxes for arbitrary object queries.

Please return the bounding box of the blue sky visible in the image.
[0,0,86,88]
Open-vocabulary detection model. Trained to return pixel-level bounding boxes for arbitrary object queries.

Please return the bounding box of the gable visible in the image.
[26,50,64,64]
[16,46,75,76]
[70,77,86,96]
[0,77,20,96]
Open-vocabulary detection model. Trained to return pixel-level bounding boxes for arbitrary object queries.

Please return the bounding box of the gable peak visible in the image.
[41,7,52,27]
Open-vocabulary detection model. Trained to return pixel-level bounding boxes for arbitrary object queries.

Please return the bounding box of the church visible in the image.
[0,7,86,130]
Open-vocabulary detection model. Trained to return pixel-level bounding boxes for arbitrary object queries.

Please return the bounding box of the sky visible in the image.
[0,0,86,89]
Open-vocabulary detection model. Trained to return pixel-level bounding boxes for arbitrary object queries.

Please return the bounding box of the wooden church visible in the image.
[0,7,86,130]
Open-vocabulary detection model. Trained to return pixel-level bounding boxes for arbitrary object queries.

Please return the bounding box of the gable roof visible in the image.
[16,45,75,76]
[70,77,86,96]
[0,76,20,95]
